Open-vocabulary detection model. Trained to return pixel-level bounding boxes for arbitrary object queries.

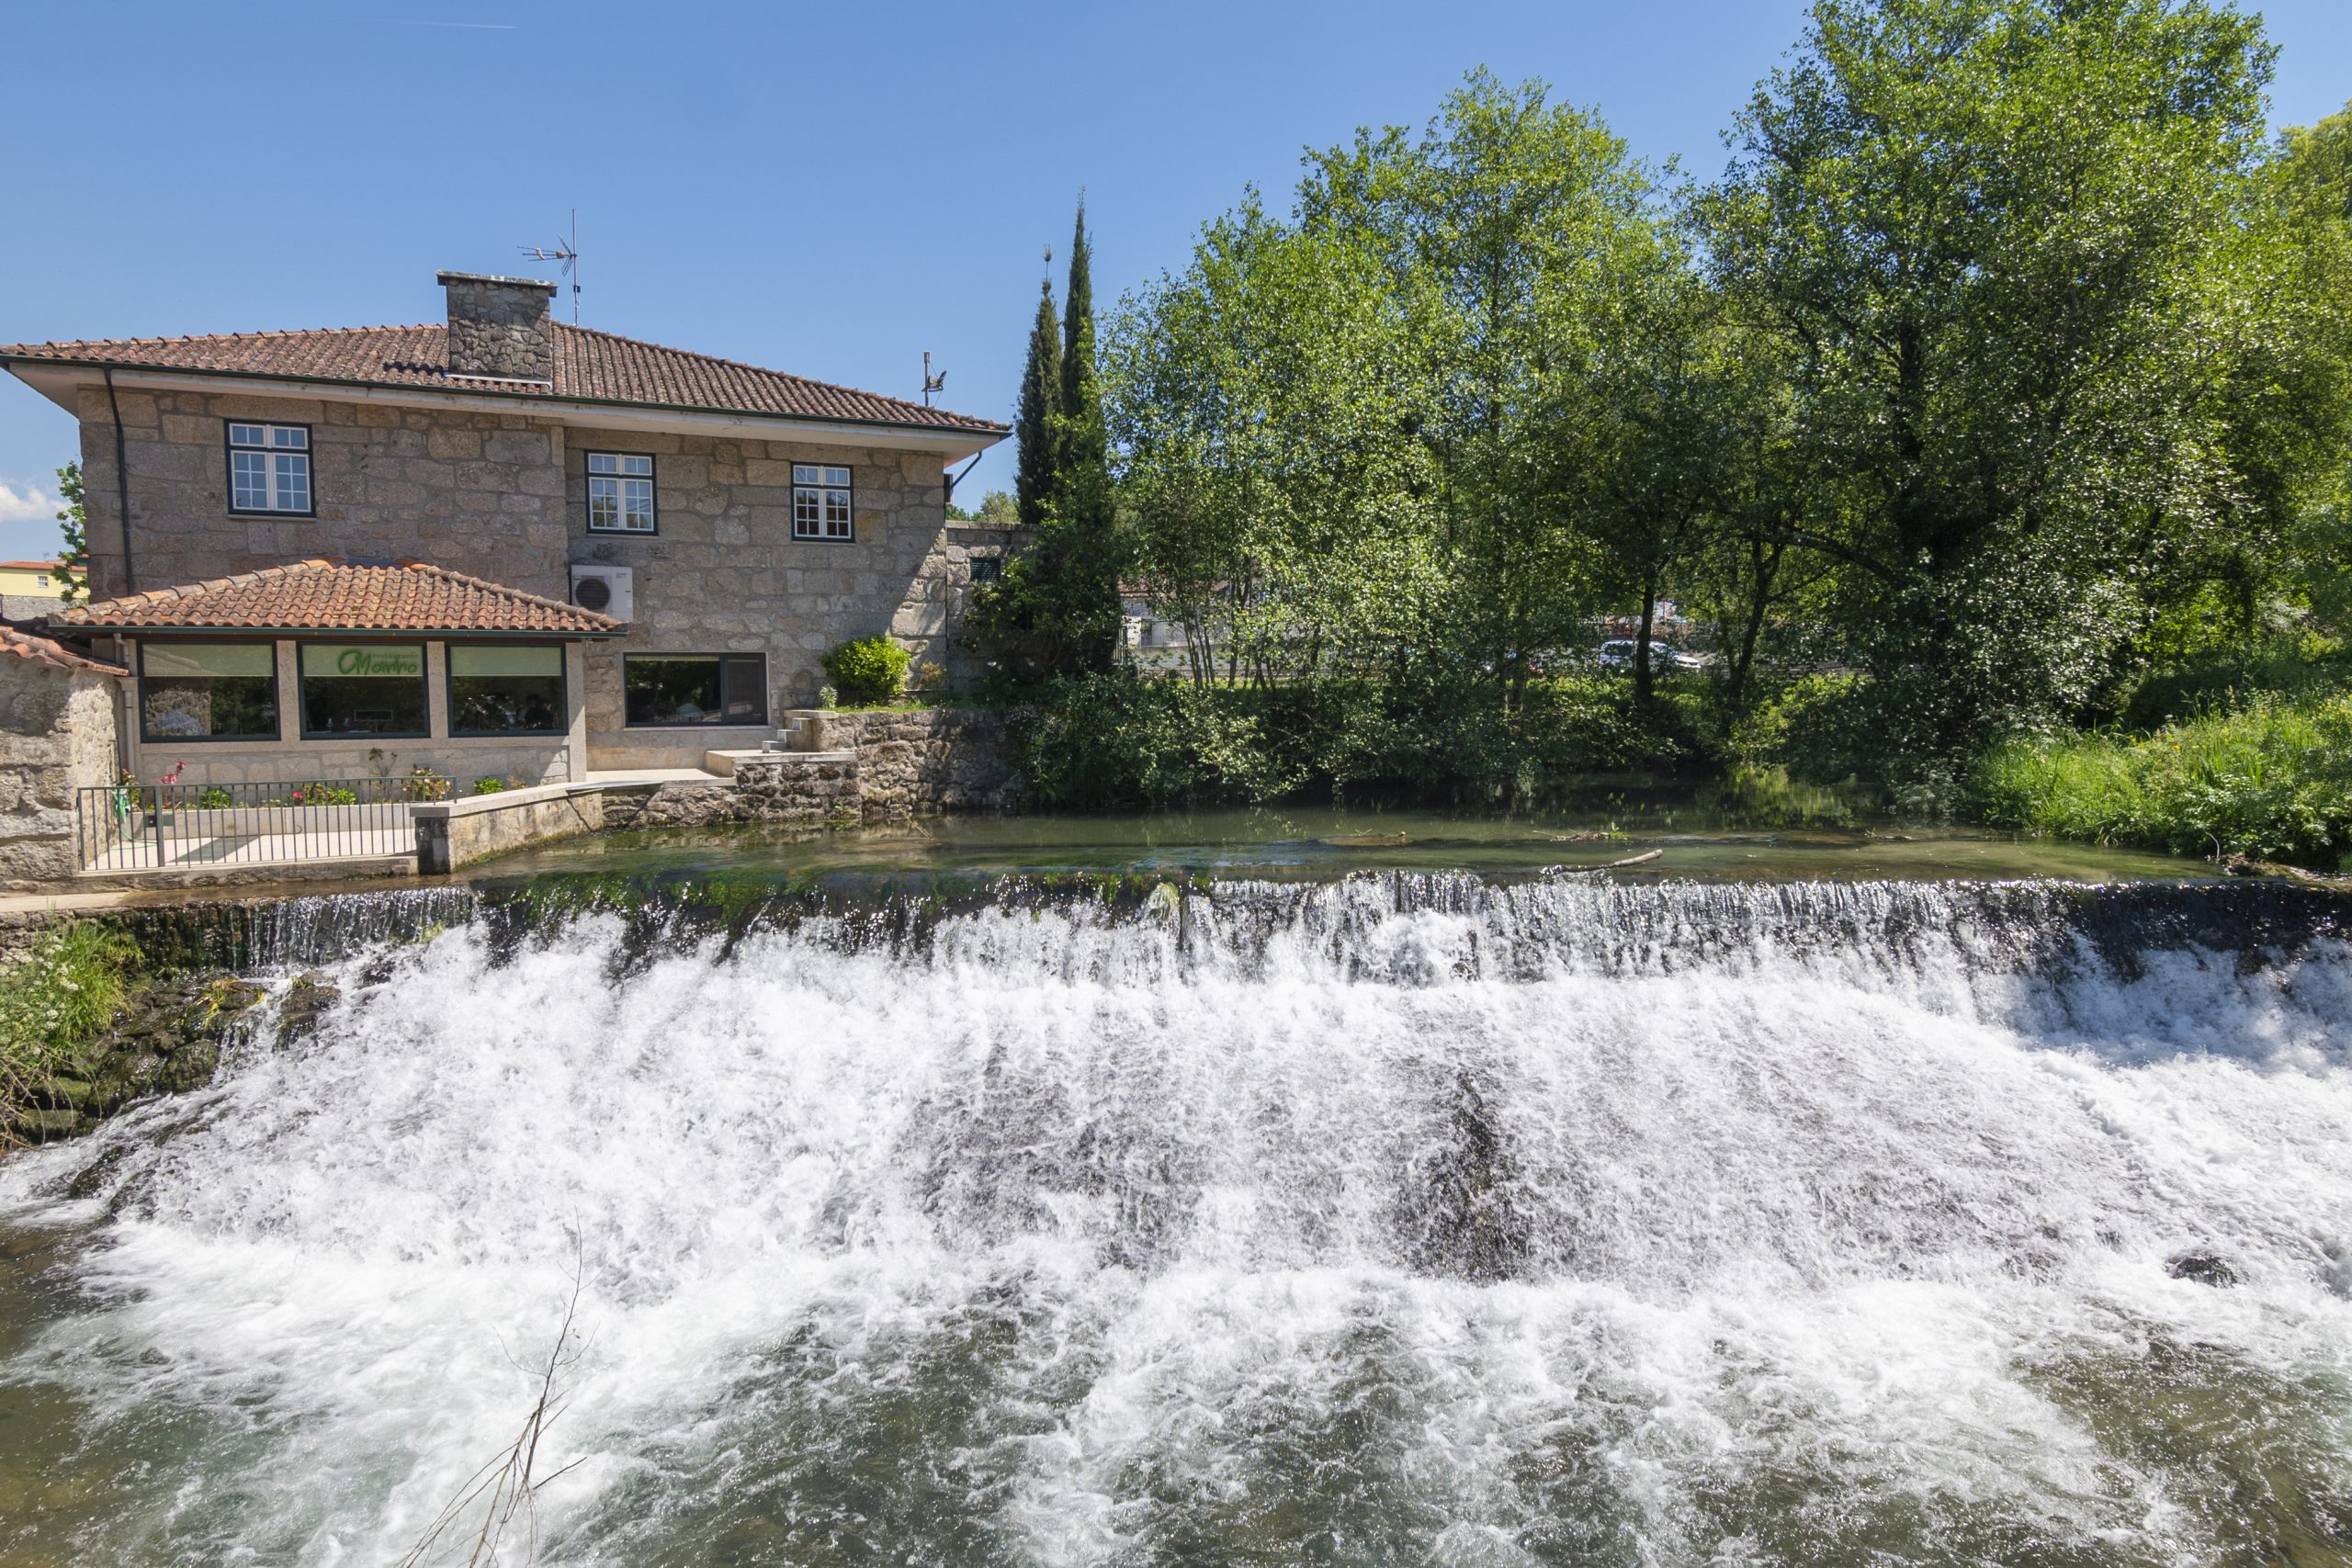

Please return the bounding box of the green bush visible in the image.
[1009,671,1715,811]
[0,922,139,1108]
[1968,694,2352,867]
[821,636,910,706]
[470,776,509,795]
[1731,673,1874,781]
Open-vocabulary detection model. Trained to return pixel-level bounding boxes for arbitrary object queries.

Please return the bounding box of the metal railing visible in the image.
[75,774,452,873]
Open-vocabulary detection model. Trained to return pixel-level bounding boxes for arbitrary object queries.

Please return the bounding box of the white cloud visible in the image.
[0,481,61,525]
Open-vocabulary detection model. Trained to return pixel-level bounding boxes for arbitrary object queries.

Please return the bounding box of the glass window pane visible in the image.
[793,465,818,483]
[450,645,561,677]
[274,426,308,448]
[146,642,276,679]
[622,455,652,476]
[232,451,269,510]
[142,642,276,740]
[275,453,310,510]
[625,656,723,726]
[720,656,766,725]
[300,643,427,737]
[450,644,563,734]
[824,467,850,486]
[141,678,277,739]
[589,453,618,474]
[230,423,265,446]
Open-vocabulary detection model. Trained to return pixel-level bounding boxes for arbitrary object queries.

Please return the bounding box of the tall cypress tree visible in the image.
[1055,200,1119,671]
[1059,202,1103,476]
[1014,276,1062,528]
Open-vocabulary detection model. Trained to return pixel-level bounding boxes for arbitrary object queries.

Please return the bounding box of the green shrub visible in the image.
[1731,673,1873,781]
[470,776,509,795]
[1969,693,2352,867]
[821,636,910,706]
[0,922,139,1109]
[1009,670,1715,811]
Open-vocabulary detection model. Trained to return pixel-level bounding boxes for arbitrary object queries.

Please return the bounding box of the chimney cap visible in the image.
[436,270,558,294]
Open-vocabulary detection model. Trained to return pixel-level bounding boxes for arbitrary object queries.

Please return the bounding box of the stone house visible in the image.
[0,270,1012,785]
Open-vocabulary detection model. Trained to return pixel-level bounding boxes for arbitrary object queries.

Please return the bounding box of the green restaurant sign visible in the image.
[303,644,424,679]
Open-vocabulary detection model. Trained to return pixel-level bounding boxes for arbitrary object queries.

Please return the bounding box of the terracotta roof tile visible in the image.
[0,624,126,676]
[54,558,626,637]
[0,321,1006,435]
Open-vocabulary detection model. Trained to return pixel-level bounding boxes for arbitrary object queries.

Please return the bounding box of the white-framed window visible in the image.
[792,464,854,541]
[587,452,656,533]
[227,423,311,514]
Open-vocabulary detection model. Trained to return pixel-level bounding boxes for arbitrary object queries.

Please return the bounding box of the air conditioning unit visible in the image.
[570,564,633,621]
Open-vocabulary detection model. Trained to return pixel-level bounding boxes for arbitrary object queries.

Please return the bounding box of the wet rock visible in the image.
[2166,1250,2239,1286]
[274,972,340,1045]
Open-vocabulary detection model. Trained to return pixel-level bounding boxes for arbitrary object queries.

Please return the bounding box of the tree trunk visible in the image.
[1634,577,1658,705]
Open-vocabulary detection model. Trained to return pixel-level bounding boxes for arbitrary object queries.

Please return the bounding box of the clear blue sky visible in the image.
[1,0,2345,560]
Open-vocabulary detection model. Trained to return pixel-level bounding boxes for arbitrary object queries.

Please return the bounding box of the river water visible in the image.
[4,850,2351,1564]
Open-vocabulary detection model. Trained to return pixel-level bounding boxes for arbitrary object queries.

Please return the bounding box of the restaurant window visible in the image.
[300,643,428,738]
[624,653,766,727]
[791,465,853,541]
[448,644,566,735]
[139,642,277,741]
[227,423,312,514]
[587,452,656,533]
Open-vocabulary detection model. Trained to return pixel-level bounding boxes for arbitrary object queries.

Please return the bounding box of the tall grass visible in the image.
[0,922,140,1120]
[1970,694,2352,868]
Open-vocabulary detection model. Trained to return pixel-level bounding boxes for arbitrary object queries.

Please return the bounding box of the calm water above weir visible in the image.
[469,795,2206,889]
[4,842,2350,1563]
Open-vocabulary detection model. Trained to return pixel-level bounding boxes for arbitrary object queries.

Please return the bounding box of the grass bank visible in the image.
[1969,693,2352,870]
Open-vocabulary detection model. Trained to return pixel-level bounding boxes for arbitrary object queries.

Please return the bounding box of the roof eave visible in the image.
[0,355,1009,455]
[59,622,630,639]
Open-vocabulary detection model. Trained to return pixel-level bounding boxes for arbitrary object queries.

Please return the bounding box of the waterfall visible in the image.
[3,874,2348,1564]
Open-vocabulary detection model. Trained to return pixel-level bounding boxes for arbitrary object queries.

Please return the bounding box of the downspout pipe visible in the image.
[103,366,135,596]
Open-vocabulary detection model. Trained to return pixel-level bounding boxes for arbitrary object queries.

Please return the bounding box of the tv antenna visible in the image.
[520,210,582,323]
[922,350,946,406]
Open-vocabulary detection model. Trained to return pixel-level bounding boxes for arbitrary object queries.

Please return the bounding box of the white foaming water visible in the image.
[4,876,2351,1566]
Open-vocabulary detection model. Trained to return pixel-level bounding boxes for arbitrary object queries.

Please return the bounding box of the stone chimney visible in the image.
[437,270,558,381]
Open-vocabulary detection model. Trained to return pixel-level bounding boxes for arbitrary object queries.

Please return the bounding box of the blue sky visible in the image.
[1,0,2345,560]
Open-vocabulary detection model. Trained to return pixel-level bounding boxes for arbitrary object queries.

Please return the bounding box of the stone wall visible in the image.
[414,783,605,873]
[562,427,1018,765]
[0,659,120,889]
[831,708,1019,818]
[76,385,572,603]
[595,709,1015,830]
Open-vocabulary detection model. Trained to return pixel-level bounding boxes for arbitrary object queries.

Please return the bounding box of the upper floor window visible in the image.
[227,423,311,514]
[792,465,853,541]
[587,452,656,533]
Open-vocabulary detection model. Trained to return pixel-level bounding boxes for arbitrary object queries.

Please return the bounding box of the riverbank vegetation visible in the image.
[0,922,139,1140]
[969,0,2352,864]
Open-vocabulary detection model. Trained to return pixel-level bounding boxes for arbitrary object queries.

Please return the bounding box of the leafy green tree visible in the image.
[1699,0,2287,759]
[2266,102,2352,636]
[53,460,86,604]
[950,489,1019,526]
[1297,72,1669,713]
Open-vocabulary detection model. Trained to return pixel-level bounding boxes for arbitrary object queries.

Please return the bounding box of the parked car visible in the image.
[1597,637,1705,673]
